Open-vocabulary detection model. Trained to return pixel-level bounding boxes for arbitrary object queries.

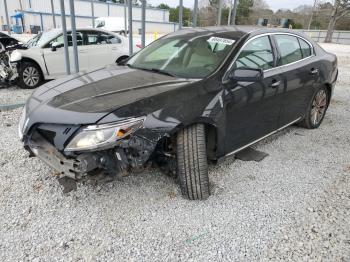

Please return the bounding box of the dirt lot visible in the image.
[0,43,349,261]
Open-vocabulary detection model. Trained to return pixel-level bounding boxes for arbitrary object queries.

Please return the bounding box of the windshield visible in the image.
[25,30,60,48]
[127,35,235,78]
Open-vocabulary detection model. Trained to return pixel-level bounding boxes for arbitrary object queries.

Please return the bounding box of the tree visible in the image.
[236,0,254,24]
[168,6,192,27]
[253,0,269,10]
[157,4,170,10]
[325,0,350,42]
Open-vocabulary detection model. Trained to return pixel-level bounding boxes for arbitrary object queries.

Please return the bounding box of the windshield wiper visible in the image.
[148,68,176,77]
[126,64,176,77]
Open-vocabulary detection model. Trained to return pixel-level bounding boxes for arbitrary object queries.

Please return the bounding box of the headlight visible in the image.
[65,117,145,151]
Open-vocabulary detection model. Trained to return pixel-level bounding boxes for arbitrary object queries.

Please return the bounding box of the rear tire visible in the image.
[176,123,210,200]
[17,62,43,89]
[298,86,329,129]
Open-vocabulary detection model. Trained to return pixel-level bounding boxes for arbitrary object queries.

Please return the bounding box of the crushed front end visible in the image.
[20,116,166,180]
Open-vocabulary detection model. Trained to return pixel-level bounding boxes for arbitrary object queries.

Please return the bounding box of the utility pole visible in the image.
[179,0,183,29]
[193,0,198,27]
[50,0,56,28]
[19,0,26,32]
[4,0,11,35]
[69,0,79,73]
[217,0,222,26]
[308,0,317,30]
[59,0,70,75]
[231,0,238,26]
[124,0,127,33]
[128,0,133,55]
[91,0,95,27]
[141,0,146,48]
[228,0,232,25]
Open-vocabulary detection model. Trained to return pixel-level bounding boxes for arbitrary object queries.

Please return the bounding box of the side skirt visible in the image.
[224,117,302,158]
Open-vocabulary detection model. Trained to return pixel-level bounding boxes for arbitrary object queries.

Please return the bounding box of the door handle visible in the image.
[310,68,319,75]
[111,47,117,50]
[79,50,87,53]
[270,80,281,88]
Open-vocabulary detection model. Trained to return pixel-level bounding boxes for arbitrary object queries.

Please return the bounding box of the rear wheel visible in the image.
[17,62,43,89]
[298,86,329,129]
[176,124,210,200]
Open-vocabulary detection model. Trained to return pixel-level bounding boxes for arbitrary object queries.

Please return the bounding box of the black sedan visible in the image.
[19,27,338,200]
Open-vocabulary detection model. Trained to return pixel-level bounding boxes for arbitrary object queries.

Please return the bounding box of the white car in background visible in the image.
[11,28,130,88]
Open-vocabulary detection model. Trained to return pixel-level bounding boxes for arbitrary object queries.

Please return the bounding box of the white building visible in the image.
[0,0,178,34]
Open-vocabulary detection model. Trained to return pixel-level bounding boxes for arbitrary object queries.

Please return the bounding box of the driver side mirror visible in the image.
[228,68,264,82]
[51,42,63,52]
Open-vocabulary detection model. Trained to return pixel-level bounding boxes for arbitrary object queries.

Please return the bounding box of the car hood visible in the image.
[23,65,194,133]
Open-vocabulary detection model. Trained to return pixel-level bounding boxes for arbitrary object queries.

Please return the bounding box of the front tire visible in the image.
[298,86,329,129]
[17,62,43,89]
[176,124,210,200]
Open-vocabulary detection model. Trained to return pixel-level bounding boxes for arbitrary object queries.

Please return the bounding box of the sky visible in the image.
[147,0,316,11]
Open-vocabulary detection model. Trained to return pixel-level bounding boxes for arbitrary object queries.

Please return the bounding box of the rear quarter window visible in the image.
[298,38,312,58]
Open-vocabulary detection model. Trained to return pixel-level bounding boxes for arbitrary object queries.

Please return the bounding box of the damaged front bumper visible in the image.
[25,129,161,180]
[27,132,102,179]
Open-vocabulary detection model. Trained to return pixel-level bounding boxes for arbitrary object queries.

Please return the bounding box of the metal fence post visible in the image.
[91,0,95,27]
[193,0,198,27]
[124,0,127,33]
[40,13,44,31]
[231,0,238,26]
[3,0,11,35]
[50,0,56,28]
[69,0,79,73]
[217,0,222,26]
[59,0,70,75]
[141,0,146,48]
[128,0,133,55]
[179,0,183,30]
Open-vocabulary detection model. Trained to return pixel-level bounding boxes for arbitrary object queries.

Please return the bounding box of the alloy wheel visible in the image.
[23,66,40,87]
[310,89,328,126]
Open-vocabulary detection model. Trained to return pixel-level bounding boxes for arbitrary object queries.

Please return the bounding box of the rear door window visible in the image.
[275,35,303,65]
[84,31,120,45]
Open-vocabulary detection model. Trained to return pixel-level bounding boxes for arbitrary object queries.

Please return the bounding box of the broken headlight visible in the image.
[65,117,145,151]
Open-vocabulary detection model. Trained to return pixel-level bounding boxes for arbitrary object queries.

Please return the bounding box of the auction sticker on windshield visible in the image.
[207,37,235,45]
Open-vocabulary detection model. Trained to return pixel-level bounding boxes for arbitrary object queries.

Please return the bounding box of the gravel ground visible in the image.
[0,44,350,261]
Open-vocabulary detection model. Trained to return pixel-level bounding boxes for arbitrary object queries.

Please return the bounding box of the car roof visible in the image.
[165,26,311,42]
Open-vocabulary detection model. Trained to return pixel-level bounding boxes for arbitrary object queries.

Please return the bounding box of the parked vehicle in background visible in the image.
[19,27,338,200]
[0,32,23,49]
[0,33,27,84]
[95,17,127,34]
[10,28,130,89]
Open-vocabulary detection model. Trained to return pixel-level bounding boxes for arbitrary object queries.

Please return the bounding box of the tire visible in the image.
[298,86,329,129]
[17,62,43,89]
[176,123,210,200]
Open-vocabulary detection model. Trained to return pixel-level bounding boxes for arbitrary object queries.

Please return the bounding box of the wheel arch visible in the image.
[21,57,45,78]
[323,82,333,108]
[170,119,220,161]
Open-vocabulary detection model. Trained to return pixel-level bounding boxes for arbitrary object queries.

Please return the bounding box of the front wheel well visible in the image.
[171,122,218,161]
[21,57,44,78]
